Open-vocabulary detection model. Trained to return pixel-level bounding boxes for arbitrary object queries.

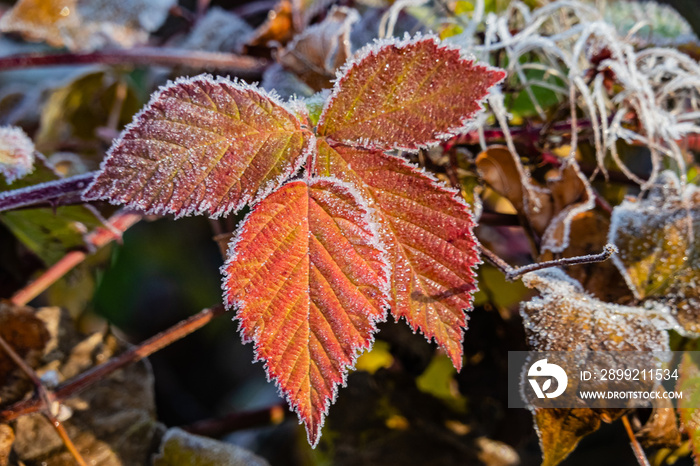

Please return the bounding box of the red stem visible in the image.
[0,47,268,75]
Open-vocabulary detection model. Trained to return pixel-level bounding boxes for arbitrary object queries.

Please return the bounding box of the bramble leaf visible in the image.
[84,76,314,218]
[222,179,388,445]
[317,36,505,150]
[315,141,479,369]
[534,408,603,466]
[608,171,700,333]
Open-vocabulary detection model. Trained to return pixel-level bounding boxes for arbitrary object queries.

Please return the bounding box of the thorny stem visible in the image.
[183,402,288,438]
[0,304,227,423]
[0,172,97,213]
[0,48,268,76]
[478,243,618,281]
[622,415,652,466]
[0,335,87,466]
[10,210,141,306]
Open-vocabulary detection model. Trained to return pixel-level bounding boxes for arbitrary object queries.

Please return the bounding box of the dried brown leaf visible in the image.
[520,269,670,352]
[534,408,602,466]
[609,171,700,333]
[277,7,359,92]
[0,304,49,390]
[0,424,12,466]
[0,0,176,51]
[245,0,295,49]
[636,396,681,449]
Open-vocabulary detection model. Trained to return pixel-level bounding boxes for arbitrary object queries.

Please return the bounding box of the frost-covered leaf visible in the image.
[84,75,314,218]
[0,126,34,184]
[520,268,671,352]
[678,352,700,461]
[180,7,253,53]
[222,179,388,446]
[277,7,359,92]
[534,408,603,466]
[0,0,176,51]
[604,1,699,45]
[153,427,269,466]
[317,35,505,150]
[609,171,700,333]
[315,141,479,369]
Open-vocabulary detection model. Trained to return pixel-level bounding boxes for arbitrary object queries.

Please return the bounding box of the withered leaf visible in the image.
[0,424,13,466]
[277,7,359,92]
[534,408,602,466]
[520,268,671,352]
[0,0,176,51]
[609,171,700,333]
[0,304,49,389]
[635,396,681,449]
[677,351,700,461]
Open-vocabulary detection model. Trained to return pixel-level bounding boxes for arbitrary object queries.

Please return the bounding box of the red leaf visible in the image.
[316,35,505,150]
[84,75,314,217]
[222,179,388,445]
[315,140,479,369]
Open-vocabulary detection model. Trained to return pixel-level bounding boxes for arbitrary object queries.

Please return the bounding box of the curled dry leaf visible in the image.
[635,396,681,449]
[677,352,700,460]
[223,179,389,446]
[277,7,359,92]
[0,126,34,185]
[0,0,176,51]
[608,171,700,333]
[84,75,314,218]
[475,146,594,253]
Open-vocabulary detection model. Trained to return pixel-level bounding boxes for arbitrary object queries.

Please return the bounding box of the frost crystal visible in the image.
[520,268,672,352]
[0,126,35,184]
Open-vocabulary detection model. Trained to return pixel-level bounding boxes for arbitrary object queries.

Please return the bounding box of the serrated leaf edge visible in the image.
[317,32,506,152]
[82,74,313,219]
[221,176,391,446]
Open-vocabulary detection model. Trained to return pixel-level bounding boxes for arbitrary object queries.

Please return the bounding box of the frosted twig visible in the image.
[478,243,618,282]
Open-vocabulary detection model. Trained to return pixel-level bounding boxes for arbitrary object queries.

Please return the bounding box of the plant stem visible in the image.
[0,304,227,423]
[0,48,268,75]
[622,414,651,466]
[478,243,618,281]
[10,210,141,306]
[0,172,97,213]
